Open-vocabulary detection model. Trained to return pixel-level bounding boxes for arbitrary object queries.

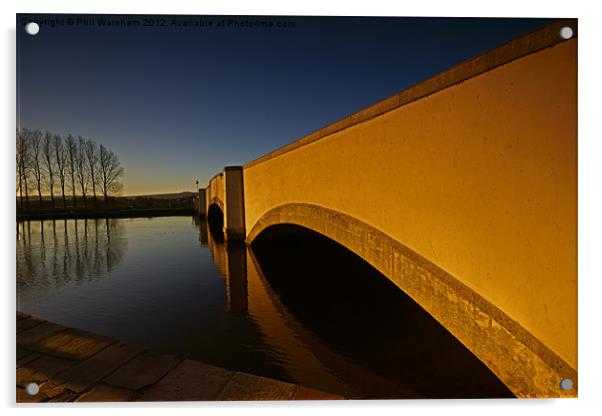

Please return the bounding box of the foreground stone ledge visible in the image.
[137,359,234,402]
[76,383,139,402]
[17,355,77,388]
[18,321,67,347]
[17,316,45,333]
[46,341,146,394]
[16,312,345,403]
[216,372,296,401]
[32,328,115,361]
[104,351,180,391]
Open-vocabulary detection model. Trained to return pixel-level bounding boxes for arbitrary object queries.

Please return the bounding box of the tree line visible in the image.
[16,128,124,209]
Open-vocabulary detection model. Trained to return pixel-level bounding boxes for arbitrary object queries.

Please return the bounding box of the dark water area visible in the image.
[16,216,513,399]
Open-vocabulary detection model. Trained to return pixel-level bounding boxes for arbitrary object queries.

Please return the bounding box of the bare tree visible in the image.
[65,134,78,208]
[76,136,89,208]
[84,139,99,207]
[99,145,124,207]
[16,130,22,207]
[19,128,126,211]
[16,129,24,207]
[54,135,68,208]
[42,131,56,208]
[16,129,31,208]
[30,130,44,207]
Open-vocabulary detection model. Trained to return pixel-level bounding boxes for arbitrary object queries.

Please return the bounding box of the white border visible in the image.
[3,1,601,415]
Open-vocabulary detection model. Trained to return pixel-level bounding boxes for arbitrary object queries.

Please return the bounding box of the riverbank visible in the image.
[17,207,194,221]
[16,312,344,403]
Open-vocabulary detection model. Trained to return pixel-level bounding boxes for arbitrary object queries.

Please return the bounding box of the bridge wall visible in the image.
[242,26,577,396]
[224,167,246,240]
[206,167,246,241]
[207,172,225,211]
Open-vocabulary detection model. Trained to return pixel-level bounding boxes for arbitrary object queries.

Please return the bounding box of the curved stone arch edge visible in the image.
[245,203,577,398]
[208,197,225,213]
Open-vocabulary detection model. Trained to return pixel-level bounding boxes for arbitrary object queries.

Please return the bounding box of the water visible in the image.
[16,216,513,399]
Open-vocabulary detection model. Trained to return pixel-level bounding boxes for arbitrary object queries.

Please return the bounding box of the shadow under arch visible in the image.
[246,203,577,398]
[207,201,225,243]
[251,223,513,398]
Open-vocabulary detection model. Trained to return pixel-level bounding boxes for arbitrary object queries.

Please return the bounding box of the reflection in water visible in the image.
[199,217,354,394]
[17,216,513,399]
[17,216,290,385]
[203,219,248,314]
[17,219,127,294]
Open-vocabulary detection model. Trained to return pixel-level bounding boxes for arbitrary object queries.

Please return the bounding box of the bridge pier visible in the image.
[197,188,207,218]
[223,166,246,242]
[204,166,246,242]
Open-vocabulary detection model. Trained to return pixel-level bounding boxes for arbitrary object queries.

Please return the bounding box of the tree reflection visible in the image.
[16,218,128,290]
[105,218,124,273]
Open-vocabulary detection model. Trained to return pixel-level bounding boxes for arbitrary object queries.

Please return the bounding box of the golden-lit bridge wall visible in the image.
[205,167,245,241]
[207,172,225,212]
[237,20,577,398]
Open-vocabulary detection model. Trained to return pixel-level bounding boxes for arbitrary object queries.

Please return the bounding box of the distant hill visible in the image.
[123,191,196,200]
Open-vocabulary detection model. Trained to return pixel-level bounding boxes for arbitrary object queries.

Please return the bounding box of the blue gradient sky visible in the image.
[17,15,550,195]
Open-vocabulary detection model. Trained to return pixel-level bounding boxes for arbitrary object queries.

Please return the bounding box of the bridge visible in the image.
[196,19,577,398]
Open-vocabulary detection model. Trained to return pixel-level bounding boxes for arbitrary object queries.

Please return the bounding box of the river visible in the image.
[16,216,513,399]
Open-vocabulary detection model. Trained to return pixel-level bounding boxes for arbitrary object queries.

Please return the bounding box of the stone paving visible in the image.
[16,312,344,403]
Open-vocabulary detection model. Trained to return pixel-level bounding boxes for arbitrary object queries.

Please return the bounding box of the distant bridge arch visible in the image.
[207,201,225,239]
[209,197,224,214]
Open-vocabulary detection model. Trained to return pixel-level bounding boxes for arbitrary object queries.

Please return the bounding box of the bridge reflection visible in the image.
[197,218,514,399]
[197,216,360,397]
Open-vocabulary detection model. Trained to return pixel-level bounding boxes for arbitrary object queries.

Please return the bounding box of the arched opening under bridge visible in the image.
[250,224,514,399]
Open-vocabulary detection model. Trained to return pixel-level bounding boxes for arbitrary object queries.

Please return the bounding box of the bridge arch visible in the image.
[207,200,225,242]
[209,197,224,213]
[246,203,576,398]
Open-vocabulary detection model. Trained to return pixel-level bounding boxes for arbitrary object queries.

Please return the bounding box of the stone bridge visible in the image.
[197,19,577,398]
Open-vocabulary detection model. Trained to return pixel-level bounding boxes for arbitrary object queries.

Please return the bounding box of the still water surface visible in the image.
[16,216,512,399]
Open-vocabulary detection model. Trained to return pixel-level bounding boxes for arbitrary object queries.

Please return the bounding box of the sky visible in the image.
[17,14,550,195]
